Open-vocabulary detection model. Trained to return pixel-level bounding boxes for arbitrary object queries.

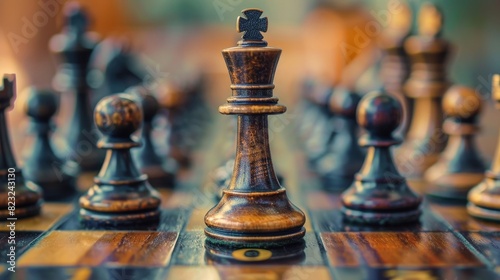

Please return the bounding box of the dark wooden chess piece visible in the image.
[22,88,77,200]
[127,85,176,189]
[378,1,412,135]
[396,3,450,178]
[80,94,161,226]
[341,90,422,225]
[50,2,105,172]
[316,88,364,191]
[468,74,500,221]
[157,82,191,168]
[0,75,42,219]
[425,86,485,200]
[303,85,335,167]
[90,38,144,104]
[205,9,305,244]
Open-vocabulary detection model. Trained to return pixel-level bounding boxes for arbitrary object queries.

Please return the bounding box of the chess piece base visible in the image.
[341,206,421,225]
[467,203,500,222]
[205,239,306,264]
[79,208,160,227]
[205,189,306,245]
[467,177,500,221]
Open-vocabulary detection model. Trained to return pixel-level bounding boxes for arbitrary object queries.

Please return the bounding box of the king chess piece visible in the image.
[468,74,500,221]
[79,94,161,226]
[22,88,77,200]
[50,2,105,172]
[0,75,42,219]
[425,86,485,200]
[341,90,422,225]
[396,3,450,178]
[204,9,306,244]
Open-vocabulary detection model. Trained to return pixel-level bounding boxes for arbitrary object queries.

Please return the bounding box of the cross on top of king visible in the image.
[237,9,268,47]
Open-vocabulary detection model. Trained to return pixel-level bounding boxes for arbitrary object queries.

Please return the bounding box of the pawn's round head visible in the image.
[357,91,402,138]
[329,88,361,118]
[94,94,142,139]
[126,86,159,122]
[156,82,185,109]
[24,88,58,122]
[443,86,482,121]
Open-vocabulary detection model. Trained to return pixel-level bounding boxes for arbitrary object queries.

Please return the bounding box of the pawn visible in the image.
[425,86,485,200]
[316,88,364,191]
[22,88,77,200]
[0,75,42,219]
[127,85,176,189]
[80,94,161,226]
[341,91,422,225]
[468,74,500,221]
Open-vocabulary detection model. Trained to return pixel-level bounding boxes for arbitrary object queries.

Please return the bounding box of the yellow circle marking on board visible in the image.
[232,248,272,262]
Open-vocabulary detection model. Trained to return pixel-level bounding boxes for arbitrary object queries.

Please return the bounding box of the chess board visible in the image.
[1,126,500,280]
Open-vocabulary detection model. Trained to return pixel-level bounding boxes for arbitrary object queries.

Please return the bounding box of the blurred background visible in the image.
[0,0,499,159]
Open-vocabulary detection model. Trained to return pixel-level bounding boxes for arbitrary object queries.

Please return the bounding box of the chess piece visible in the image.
[425,86,485,200]
[378,1,412,135]
[22,88,77,200]
[205,9,305,244]
[303,85,335,167]
[80,94,161,226]
[157,82,191,168]
[316,88,364,191]
[127,85,176,189]
[50,2,105,172]
[341,90,422,225]
[396,3,450,178]
[0,75,42,219]
[90,38,144,104]
[468,74,500,221]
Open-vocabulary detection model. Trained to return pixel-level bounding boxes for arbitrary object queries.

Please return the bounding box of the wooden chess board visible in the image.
[1,129,500,280]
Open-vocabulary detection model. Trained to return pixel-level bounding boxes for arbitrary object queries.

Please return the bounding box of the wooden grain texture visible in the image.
[430,202,500,232]
[321,232,484,268]
[463,232,500,269]
[18,231,178,267]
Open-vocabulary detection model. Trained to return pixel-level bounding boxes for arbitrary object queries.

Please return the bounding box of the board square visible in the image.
[18,231,178,267]
[321,232,485,268]
[430,202,500,232]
